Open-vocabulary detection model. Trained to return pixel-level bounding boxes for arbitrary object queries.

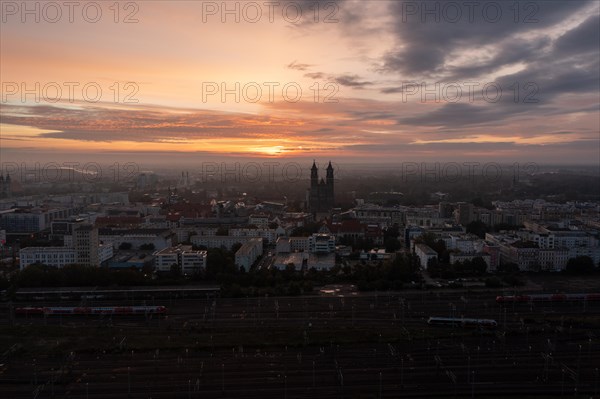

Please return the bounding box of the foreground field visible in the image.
[1,290,599,398]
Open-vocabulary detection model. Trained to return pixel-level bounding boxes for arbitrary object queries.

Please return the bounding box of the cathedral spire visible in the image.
[326,161,334,179]
[311,160,318,180]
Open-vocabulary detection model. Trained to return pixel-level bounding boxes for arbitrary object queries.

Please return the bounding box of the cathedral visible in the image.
[307,161,334,213]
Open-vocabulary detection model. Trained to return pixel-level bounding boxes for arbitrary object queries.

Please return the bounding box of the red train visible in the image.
[496,293,600,304]
[15,306,167,315]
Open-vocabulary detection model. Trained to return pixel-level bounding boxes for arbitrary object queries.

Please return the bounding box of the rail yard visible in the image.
[1,288,599,398]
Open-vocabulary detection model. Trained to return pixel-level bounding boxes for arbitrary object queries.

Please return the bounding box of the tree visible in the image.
[384,237,401,253]
[471,256,488,274]
[498,262,519,274]
[427,257,439,269]
[566,256,595,274]
[170,263,181,278]
[485,277,502,288]
[17,264,62,287]
[466,221,488,239]
[230,242,243,254]
[290,222,321,237]
[281,263,296,280]
[119,242,132,250]
[206,248,237,279]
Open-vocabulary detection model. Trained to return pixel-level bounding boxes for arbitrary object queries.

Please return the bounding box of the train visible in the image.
[427,317,497,328]
[15,306,167,316]
[10,287,220,302]
[496,293,600,304]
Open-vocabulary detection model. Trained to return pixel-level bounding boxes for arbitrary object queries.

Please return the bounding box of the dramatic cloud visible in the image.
[1,0,598,163]
[381,1,595,78]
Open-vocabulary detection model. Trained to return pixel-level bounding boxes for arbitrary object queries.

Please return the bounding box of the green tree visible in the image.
[566,256,595,274]
[485,277,502,288]
[498,262,520,274]
[170,263,181,278]
[471,256,488,274]
[384,237,401,253]
[466,221,488,239]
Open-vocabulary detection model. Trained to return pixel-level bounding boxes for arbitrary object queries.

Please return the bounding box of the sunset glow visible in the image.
[1,0,599,164]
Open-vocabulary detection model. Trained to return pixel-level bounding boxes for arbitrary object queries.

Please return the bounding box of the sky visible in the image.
[1,0,599,165]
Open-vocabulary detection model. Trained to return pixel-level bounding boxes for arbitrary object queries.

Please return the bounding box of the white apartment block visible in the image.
[191,235,248,251]
[309,234,335,254]
[154,245,207,274]
[538,248,569,272]
[99,244,114,264]
[449,253,491,269]
[447,234,484,253]
[180,250,208,275]
[275,234,335,254]
[19,247,76,269]
[229,227,284,243]
[235,238,263,270]
[415,243,438,269]
[249,214,270,229]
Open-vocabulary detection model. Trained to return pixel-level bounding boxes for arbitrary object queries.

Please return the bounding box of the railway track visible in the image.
[1,292,599,397]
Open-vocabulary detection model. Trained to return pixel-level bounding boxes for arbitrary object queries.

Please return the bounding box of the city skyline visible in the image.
[1,0,599,164]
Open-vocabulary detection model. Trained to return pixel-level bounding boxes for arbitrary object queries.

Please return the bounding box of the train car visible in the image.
[460,318,498,328]
[15,306,168,316]
[427,317,497,328]
[496,293,600,304]
[44,307,76,315]
[14,307,45,315]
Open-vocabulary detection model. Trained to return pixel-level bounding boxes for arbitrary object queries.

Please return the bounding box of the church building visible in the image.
[307,161,334,214]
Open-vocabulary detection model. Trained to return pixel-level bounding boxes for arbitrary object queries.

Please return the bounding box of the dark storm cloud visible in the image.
[554,14,600,55]
[381,0,594,77]
[397,103,532,128]
[377,5,599,129]
[445,36,551,81]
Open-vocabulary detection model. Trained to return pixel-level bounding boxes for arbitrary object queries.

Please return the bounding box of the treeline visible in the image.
[219,252,421,297]
[14,263,168,288]
[6,249,421,298]
[427,256,488,279]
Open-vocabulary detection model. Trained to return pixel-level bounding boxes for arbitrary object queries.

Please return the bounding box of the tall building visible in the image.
[19,225,112,269]
[73,224,100,267]
[456,202,474,226]
[438,202,454,219]
[308,161,334,213]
